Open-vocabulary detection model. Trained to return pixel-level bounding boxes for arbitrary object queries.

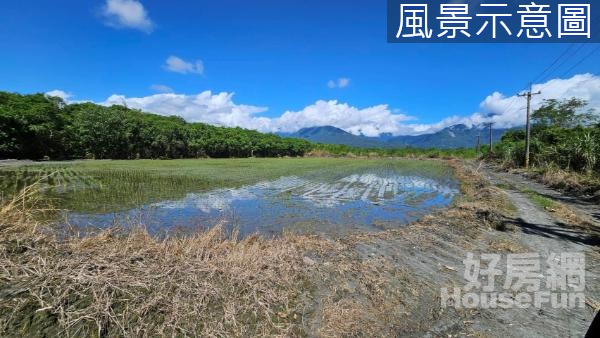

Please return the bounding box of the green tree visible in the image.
[0,91,314,160]
[532,98,598,128]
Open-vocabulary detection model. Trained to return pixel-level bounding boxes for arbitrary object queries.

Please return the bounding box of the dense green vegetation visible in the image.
[0,92,312,160]
[494,98,599,173]
[311,143,479,158]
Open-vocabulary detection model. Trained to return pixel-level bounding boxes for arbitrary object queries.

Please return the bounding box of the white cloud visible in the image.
[45,90,72,102]
[102,0,153,33]
[338,78,351,88]
[150,84,174,93]
[271,100,414,137]
[101,91,271,130]
[164,56,204,75]
[66,74,600,138]
[464,73,600,129]
[376,73,600,135]
[328,77,351,89]
[99,93,414,137]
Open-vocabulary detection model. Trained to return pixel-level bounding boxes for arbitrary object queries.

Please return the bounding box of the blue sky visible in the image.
[1,0,599,136]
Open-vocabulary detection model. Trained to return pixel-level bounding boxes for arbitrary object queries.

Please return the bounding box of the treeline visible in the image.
[0,92,312,160]
[311,143,478,158]
[494,98,600,173]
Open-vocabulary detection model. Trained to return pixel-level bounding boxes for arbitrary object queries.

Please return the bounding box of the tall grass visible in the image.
[574,132,598,173]
[493,126,600,196]
[495,126,600,173]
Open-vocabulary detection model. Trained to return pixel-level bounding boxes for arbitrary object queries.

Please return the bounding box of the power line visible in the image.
[496,17,599,141]
[502,95,521,115]
[488,122,494,158]
[536,44,600,93]
[530,43,577,84]
[536,44,587,83]
[524,9,600,92]
[558,45,600,79]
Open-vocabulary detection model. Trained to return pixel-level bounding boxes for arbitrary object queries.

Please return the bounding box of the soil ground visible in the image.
[482,163,600,226]
[303,160,599,336]
[477,163,599,336]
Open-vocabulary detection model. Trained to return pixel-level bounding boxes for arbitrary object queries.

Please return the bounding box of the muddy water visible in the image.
[65,169,459,237]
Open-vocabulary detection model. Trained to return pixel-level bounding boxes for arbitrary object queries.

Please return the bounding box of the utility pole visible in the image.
[476,132,481,156]
[518,84,542,169]
[488,122,494,158]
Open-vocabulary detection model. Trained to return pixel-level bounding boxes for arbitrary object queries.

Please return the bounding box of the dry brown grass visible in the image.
[527,166,600,198]
[306,246,417,337]
[488,238,527,253]
[0,186,319,337]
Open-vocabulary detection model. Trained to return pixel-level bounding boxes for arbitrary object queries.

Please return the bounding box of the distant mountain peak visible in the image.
[296,125,350,136]
[280,123,519,149]
[448,124,469,131]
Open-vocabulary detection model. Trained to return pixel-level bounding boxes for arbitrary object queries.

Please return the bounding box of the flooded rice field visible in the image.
[0,159,460,237]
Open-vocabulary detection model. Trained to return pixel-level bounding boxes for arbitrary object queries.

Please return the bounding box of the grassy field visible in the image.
[0,158,454,214]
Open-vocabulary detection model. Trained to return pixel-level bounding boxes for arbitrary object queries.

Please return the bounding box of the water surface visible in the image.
[0,159,460,237]
[65,168,459,237]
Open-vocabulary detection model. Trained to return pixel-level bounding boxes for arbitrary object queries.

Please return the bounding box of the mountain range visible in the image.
[279,124,518,149]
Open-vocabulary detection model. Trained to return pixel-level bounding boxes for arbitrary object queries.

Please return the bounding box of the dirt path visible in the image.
[482,163,599,243]
[482,163,600,226]
[473,163,599,336]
